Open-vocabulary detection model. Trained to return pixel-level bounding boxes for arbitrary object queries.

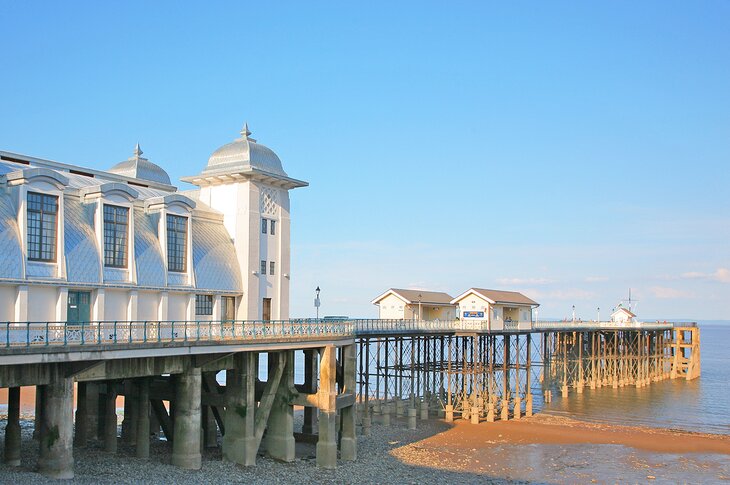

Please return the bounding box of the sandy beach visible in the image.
[0,411,727,484]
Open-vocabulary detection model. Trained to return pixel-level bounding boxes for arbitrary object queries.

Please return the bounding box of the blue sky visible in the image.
[1,1,728,320]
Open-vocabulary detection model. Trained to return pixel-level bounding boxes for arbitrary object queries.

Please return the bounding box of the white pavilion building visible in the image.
[0,124,306,325]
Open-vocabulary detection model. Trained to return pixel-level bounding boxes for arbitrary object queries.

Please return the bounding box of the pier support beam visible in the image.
[303,349,318,435]
[4,387,21,466]
[135,378,150,459]
[340,344,357,461]
[222,353,257,466]
[103,381,118,453]
[73,383,87,448]
[265,351,295,462]
[121,381,137,444]
[317,345,338,469]
[38,368,74,480]
[171,367,202,470]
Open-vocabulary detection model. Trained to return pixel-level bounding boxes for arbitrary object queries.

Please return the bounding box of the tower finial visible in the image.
[240,122,251,139]
[134,143,143,157]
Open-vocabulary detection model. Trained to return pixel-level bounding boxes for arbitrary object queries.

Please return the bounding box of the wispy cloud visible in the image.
[585,276,608,283]
[681,268,730,284]
[649,286,694,299]
[496,277,555,285]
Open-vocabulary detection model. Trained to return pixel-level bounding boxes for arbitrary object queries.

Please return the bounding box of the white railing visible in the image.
[0,319,353,348]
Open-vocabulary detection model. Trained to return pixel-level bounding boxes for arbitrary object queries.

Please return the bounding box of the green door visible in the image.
[67,291,91,324]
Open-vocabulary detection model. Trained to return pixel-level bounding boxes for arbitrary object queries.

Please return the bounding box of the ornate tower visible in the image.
[182,124,307,320]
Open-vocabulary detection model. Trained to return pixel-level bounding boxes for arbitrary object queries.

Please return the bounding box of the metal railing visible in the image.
[532,320,676,331]
[0,318,684,349]
[0,319,353,348]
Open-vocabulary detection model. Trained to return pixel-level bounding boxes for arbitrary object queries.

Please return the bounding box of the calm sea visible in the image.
[541,321,730,435]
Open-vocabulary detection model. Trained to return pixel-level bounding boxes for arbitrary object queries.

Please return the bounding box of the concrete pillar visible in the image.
[408,408,418,429]
[222,353,257,466]
[135,378,150,459]
[381,404,391,426]
[525,394,533,417]
[395,399,404,417]
[33,385,45,440]
[121,381,137,444]
[470,407,480,425]
[38,368,74,479]
[74,382,87,448]
[171,367,202,470]
[486,401,495,422]
[103,382,118,453]
[202,406,217,448]
[340,344,357,461]
[514,396,522,420]
[302,349,318,435]
[420,401,429,420]
[445,404,454,422]
[4,387,21,466]
[84,382,100,441]
[316,345,337,469]
[361,415,371,436]
[500,399,510,421]
[265,351,295,462]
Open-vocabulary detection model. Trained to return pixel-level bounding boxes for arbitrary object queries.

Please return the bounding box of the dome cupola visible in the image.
[109,144,172,186]
[202,123,287,177]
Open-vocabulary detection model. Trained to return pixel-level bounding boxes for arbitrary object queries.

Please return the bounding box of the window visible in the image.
[195,294,213,315]
[167,214,187,272]
[269,261,275,275]
[261,218,267,234]
[260,260,267,275]
[270,220,276,235]
[103,205,129,267]
[27,192,58,262]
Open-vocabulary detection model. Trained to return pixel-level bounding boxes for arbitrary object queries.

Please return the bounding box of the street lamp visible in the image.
[572,305,576,323]
[597,306,600,323]
[418,293,422,321]
[315,286,321,320]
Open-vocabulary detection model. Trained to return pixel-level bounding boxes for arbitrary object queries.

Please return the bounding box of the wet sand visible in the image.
[425,414,730,455]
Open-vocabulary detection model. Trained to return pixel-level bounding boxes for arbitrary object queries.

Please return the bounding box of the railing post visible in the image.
[171,321,175,342]
[26,322,29,347]
[45,322,49,346]
[143,321,147,343]
[113,321,117,344]
[5,323,9,348]
[64,322,67,346]
[129,321,133,343]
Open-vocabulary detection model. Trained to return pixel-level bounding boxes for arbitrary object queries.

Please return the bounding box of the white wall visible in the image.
[28,286,57,322]
[137,291,158,321]
[0,286,16,321]
[105,290,128,321]
[168,293,189,321]
[456,293,491,322]
[377,294,407,319]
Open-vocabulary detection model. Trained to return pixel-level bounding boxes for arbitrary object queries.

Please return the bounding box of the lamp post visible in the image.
[572,305,576,323]
[597,307,600,323]
[418,293,422,322]
[315,286,321,320]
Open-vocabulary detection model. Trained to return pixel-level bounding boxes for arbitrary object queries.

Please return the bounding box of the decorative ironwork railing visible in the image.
[0,318,684,349]
[0,319,353,348]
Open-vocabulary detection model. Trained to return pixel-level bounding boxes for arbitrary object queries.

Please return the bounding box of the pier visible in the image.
[0,318,700,479]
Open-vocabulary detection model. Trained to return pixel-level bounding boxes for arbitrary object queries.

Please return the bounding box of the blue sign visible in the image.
[463,311,484,318]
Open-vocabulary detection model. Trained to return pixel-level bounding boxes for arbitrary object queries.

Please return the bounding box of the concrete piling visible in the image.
[340,344,357,461]
[316,346,338,469]
[4,387,21,466]
[171,368,202,470]
[222,353,257,467]
[407,408,417,429]
[135,378,150,459]
[103,382,118,453]
[265,352,295,462]
[74,382,87,448]
[38,367,74,480]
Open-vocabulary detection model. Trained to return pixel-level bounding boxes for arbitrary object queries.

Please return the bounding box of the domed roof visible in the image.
[109,144,171,185]
[202,124,288,177]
